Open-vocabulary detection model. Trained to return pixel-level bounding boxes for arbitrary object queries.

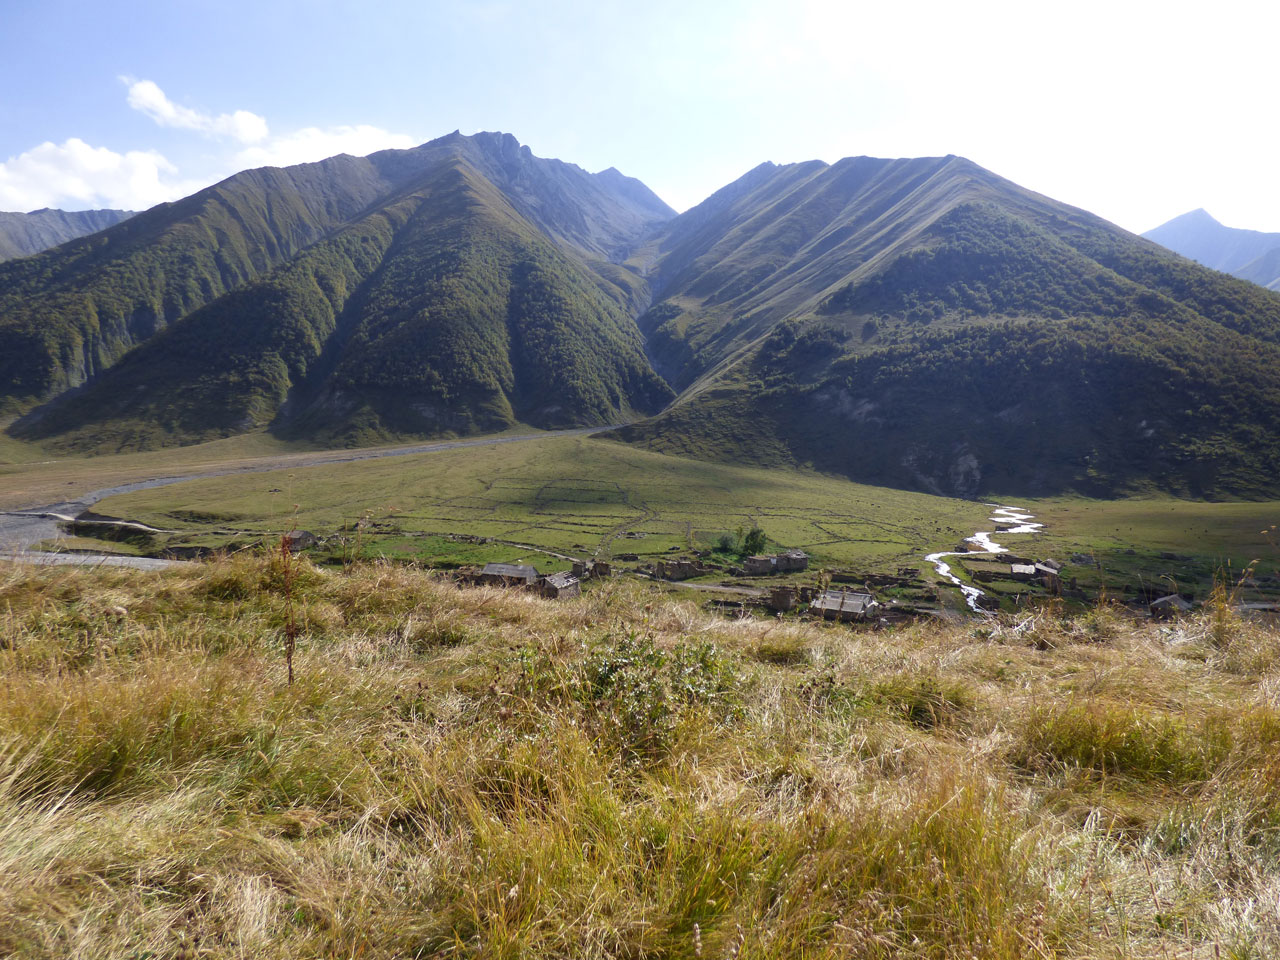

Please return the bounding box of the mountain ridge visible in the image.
[5,135,1280,498]
[0,132,672,421]
[1143,208,1280,290]
[620,158,1280,497]
[0,207,136,262]
[5,134,674,450]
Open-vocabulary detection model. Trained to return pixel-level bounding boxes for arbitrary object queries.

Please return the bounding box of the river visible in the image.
[924,505,1044,613]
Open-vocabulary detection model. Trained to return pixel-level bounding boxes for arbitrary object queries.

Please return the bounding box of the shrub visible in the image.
[581,633,741,762]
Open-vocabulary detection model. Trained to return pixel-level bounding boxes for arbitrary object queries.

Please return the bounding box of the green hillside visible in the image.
[7,137,1280,497]
[622,165,1280,497]
[15,160,672,452]
[0,155,402,415]
[2,133,674,450]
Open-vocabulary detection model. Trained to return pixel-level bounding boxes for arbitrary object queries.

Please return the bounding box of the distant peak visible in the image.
[1183,208,1220,225]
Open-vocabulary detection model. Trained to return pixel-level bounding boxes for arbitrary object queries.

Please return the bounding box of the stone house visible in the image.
[479,562,539,587]
[776,549,809,572]
[283,530,317,553]
[810,589,878,622]
[768,585,798,612]
[1150,594,1194,619]
[536,572,581,599]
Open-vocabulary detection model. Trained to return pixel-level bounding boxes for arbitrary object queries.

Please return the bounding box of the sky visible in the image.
[0,0,1277,234]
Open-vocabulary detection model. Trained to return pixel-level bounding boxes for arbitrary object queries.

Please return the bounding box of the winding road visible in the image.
[0,427,613,569]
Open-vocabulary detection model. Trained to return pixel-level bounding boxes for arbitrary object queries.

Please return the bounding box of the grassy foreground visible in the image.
[3,556,1280,958]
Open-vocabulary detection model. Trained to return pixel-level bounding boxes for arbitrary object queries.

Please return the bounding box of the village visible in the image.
[445,539,1129,623]
[445,537,1236,623]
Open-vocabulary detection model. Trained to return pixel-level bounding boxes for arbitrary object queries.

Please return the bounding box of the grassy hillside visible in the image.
[0,156,403,415]
[3,556,1280,957]
[0,132,672,438]
[10,153,672,453]
[626,190,1280,498]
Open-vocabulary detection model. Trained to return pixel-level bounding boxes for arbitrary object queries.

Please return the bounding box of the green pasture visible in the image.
[93,435,992,573]
[62,433,1280,605]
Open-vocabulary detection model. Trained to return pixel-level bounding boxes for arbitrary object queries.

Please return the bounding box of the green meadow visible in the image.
[0,425,1269,607]
[92,435,993,574]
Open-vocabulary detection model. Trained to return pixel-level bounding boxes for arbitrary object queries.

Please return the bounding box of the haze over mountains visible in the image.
[1144,209,1280,291]
[2,131,1279,498]
[0,207,135,262]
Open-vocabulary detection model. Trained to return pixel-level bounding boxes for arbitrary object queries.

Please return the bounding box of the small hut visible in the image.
[1150,594,1193,620]
[767,585,798,612]
[536,572,581,599]
[810,589,878,622]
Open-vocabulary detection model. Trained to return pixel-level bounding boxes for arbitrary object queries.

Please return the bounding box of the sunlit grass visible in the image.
[2,555,1280,956]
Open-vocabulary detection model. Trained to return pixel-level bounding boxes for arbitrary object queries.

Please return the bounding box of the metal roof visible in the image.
[542,572,579,588]
[481,562,538,579]
[810,590,876,614]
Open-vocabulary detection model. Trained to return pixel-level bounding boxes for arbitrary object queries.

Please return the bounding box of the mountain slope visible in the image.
[616,159,1280,497]
[0,132,672,420]
[8,137,1280,498]
[1234,246,1280,292]
[10,143,673,451]
[1144,208,1280,289]
[0,207,135,262]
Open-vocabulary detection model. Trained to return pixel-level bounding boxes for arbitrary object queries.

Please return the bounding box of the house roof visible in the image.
[810,590,876,614]
[1151,593,1193,610]
[481,562,538,580]
[542,572,579,589]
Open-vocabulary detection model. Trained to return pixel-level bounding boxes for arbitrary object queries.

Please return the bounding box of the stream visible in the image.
[924,505,1044,613]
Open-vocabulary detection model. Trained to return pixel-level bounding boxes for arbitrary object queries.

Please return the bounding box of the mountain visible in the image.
[0,207,135,262]
[0,132,675,449]
[616,158,1280,498]
[1144,209,1280,290]
[6,138,1280,498]
[1236,247,1280,292]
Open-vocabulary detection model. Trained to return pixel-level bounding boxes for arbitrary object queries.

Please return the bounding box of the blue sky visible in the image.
[1,0,1276,232]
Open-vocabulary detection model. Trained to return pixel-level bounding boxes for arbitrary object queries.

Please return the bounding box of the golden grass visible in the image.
[1,555,1279,957]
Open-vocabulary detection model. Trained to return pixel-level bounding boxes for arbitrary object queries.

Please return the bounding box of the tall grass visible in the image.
[1,556,1279,957]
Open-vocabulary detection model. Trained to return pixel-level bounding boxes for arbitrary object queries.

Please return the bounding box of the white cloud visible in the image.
[0,138,200,212]
[0,81,419,213]
[235,125,418,169]
[124,78,269,143]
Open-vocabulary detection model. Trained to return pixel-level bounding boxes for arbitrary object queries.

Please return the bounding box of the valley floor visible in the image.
[3,556,1280,958]
[5,431,1269,613]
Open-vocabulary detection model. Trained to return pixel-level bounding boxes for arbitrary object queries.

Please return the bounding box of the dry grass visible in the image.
[2,555,1279,958]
